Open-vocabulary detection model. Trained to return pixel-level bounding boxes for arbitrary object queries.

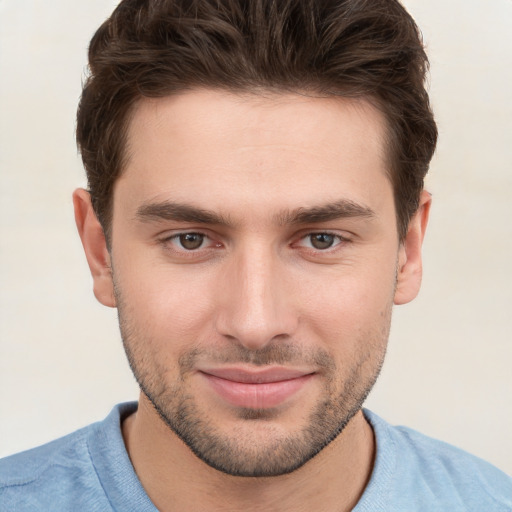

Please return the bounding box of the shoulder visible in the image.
[360,410,512,512]
[0,403,138,511]
[0,425,89,482]
[0,425,105,509]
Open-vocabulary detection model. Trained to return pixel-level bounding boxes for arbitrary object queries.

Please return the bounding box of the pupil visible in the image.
[180,233,204,250]
[311,233,334,250]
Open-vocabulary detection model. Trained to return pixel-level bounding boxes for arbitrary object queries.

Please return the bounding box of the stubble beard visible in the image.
[115,286,390,477]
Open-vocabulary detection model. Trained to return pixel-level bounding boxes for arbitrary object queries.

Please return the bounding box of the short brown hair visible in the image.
[77,0,437,241]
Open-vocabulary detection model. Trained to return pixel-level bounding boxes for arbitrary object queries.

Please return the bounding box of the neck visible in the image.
[122,394,375,512]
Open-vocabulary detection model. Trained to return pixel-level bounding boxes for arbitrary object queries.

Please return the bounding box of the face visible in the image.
[76,90,427,477]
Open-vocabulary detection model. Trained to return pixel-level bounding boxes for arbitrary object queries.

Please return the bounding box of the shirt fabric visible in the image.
[1,402,511,511]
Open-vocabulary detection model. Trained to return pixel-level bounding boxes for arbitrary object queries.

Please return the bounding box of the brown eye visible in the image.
[179,233,205,250]
[309,233,335,250]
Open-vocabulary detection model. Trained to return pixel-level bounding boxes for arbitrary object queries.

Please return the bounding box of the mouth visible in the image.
[198,366,316,409]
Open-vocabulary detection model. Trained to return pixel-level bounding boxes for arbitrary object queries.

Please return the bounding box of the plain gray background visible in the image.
[1,0,511,474]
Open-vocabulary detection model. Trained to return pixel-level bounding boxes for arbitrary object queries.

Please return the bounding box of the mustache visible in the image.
[178,341,335,371]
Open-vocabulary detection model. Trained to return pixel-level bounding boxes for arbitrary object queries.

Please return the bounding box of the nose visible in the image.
[214,242,299,351]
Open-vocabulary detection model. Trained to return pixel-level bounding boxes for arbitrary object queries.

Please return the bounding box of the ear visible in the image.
[73,188,116,308]
[394,190,431,305]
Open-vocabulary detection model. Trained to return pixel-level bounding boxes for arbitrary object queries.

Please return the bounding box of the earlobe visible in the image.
[73,188,116,308]
[394,190,431,305]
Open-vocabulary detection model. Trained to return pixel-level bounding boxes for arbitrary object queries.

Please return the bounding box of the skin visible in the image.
[74,90,430,512]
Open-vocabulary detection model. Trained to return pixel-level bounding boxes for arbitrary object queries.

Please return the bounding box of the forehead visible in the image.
[117,89,392,220]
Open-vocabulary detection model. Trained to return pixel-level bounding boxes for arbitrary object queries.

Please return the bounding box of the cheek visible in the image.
[295,260,396,347]
[298,262,397,315]
[112,234,398,355]
[113,252,219,345]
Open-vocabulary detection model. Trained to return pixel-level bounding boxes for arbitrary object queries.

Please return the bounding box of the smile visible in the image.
[198,367,316,409]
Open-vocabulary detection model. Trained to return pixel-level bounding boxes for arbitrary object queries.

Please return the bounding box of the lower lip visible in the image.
[200,373,314,409]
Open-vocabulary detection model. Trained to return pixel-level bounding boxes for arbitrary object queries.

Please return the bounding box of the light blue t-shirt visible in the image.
[1,402,511,511]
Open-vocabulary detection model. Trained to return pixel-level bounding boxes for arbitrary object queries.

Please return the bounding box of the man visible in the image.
[1,0,511,510]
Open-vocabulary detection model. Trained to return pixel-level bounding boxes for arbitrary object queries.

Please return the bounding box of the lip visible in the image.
[199,366,315,409]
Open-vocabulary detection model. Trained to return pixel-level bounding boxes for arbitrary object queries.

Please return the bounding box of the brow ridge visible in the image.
[276,200,376,225]
[135,201,231,225]
[135,199,375,227]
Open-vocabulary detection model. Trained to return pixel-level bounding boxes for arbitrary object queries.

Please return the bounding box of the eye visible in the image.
[309,233,336,250]
[298,232,345,250]
[169,232,209,250]
[158,231,223,260]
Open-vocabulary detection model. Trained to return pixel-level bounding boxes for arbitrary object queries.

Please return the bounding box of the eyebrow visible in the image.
[135,199,375,227]
[276,199,376,225]
[136,201,232,225]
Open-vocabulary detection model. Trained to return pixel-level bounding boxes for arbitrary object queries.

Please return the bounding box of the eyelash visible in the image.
[163,232,220,253]
[295,231,347,251]
[159,230,350,256]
